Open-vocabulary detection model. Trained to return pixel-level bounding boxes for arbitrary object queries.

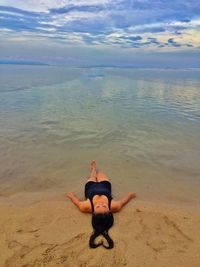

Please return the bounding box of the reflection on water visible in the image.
[0,66,200,206]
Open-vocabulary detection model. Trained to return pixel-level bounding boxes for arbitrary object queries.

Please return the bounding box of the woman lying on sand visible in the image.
[67,160,136,249]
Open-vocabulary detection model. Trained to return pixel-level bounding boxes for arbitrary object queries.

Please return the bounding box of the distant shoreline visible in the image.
[0,61,49,66]
[0,62,200,70]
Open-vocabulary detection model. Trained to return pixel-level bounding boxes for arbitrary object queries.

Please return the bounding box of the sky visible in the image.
[0,0,200,67]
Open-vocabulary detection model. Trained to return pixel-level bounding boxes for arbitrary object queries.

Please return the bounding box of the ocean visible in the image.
[0,65,200,207]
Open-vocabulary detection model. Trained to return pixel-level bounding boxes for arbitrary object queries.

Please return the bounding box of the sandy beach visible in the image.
[1,0,200,264]
[0,194,200,267]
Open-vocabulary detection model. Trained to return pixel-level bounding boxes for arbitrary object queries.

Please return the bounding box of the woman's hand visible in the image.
[67,192,74,199]
[114,192,137,212]
[66,192,82,210]
[128,192,137,199]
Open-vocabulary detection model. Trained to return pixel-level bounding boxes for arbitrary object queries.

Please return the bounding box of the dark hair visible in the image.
[89,212,114,249]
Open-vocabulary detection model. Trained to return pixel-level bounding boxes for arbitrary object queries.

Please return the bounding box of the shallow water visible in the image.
[0,65,200,207]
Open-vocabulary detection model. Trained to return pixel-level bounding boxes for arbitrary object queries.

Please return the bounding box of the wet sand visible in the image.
[0,195,200,267]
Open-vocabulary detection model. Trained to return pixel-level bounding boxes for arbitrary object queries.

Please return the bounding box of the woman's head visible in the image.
[89,212,114,249]
[93,202,109,213]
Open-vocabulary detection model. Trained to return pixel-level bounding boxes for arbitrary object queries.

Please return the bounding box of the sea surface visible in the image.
[0,65,200,207]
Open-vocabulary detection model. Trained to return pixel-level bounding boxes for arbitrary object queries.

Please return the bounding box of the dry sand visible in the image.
[0,196,200,267]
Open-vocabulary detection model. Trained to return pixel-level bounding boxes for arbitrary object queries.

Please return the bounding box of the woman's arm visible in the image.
[66,192,91,213]
[67,192,80,208]
[111,192,136,213]
[120,192,136,207]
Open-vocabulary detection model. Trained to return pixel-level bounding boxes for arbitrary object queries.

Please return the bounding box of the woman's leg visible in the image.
[86,160,97,182]
[96,170,110,182]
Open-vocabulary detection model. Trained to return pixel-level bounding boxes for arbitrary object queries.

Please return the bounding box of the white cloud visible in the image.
[0,0,112,12]
[36,27,57,32]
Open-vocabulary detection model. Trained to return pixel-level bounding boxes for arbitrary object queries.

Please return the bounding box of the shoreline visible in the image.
[0,193,200,267]
[0,187,200,213]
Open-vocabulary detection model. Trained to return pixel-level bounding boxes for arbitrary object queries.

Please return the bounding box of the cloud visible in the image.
[0,0,200,53]
[0,0,112,12]
[147,37,160,45]
[49,4,105,14]
[167,38,181,47]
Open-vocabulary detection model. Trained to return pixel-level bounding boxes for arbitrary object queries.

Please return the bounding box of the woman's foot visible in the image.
[91,160,97,171]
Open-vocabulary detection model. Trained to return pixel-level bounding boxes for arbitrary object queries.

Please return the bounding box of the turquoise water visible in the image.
[0,65,200,206]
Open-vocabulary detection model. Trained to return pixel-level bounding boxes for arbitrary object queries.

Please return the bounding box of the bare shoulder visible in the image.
[111,200,121,213]
[79,199,92,213]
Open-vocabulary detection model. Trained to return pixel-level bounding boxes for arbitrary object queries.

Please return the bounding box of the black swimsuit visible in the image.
[85,181,113,212]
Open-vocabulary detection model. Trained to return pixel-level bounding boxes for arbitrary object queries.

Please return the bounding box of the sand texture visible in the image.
[0,199,200,267]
